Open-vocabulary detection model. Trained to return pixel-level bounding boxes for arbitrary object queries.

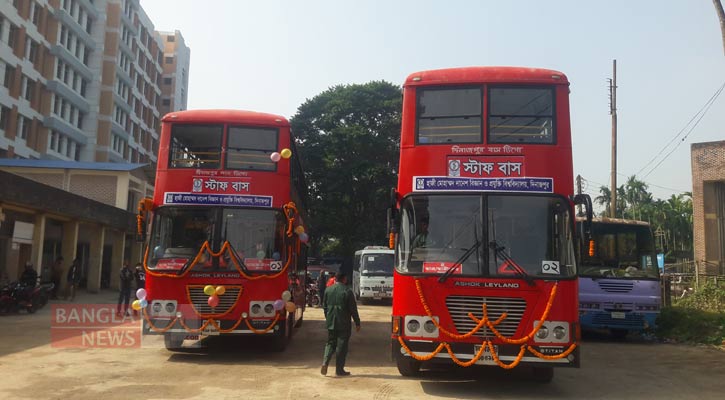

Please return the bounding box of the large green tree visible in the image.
[290,81,402,260]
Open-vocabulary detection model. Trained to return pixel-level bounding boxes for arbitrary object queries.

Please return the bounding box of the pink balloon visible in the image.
[270,152,281,162]
[299,232,309,243]
[207,295,219,308]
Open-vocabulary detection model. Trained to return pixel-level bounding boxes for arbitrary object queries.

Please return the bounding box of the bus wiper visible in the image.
[489,240,536,287]
[438,240,481,283]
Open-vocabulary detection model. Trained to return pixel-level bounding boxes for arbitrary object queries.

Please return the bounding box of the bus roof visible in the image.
[161,109,290,126]
[404,66,569,87]
[577,216,651,227]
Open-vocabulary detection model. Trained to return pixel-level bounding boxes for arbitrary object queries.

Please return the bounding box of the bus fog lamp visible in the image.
[242,312,248,319]
[553,326,566,340]
[407,319,420,333]
[175,312,182,319]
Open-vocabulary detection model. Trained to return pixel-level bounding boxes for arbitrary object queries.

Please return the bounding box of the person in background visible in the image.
[320,271,361,377]
[66,258,81,301]
[117,261,134,316]
[51,257,64,299]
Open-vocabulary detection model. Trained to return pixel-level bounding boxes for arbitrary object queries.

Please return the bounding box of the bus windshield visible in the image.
[361,253,395,276]
[148,207,286,273]
[579,223,659,279]
[396,194,576,278]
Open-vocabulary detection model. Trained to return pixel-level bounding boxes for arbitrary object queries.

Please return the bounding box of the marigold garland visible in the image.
[400,278,576,369]
[143,308,281,335]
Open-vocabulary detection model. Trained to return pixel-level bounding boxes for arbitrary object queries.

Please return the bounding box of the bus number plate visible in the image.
[611,312,626,319]
[202,326,220,336]
[473,344,498,365]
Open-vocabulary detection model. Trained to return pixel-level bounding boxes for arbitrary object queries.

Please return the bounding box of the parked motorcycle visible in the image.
[306,283,321,307]
[0,280,53,314]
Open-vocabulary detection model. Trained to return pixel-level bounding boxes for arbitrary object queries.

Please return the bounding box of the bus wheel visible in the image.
[164,334,184,350]
[271,318,288,352]
[531,367,554,383]
[396,357,421,377]
[610,329,628,340]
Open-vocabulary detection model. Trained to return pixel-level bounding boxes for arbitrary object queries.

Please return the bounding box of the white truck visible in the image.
[353,246,394,302]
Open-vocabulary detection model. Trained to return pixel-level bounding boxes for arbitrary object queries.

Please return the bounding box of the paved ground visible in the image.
[1,290,724,399]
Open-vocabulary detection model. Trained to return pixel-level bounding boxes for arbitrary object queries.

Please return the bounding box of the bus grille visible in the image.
[592,312,644,327]
[597,281,634,293]
[446,296,526,337]
[187,286,242,316]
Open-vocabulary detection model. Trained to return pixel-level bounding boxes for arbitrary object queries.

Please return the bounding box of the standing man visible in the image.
[117,261,134,316]
[320,271,361,377]
[51,257,64,299]
[66,258,81,301]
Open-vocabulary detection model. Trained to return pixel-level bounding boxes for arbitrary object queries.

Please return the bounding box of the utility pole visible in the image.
[714,0,725,55]
[608,60,618,218]
[576,175,583,216]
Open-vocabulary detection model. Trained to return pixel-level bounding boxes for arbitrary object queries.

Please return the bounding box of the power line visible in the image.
[638,81,725,179]
[615,172,689,193]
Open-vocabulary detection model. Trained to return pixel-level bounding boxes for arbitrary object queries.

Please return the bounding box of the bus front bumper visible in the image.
[579,310,658,332]
[391,338,580,368]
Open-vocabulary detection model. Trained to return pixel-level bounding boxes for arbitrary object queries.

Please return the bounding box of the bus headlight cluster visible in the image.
[580,302,600,310]
[403,315,439,338]
[249,301,276,317]
[635,304,659,311]
[150,300,177,317]
[533,321,570,343]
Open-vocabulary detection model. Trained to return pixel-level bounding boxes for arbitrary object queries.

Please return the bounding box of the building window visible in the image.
[167,35,175,42]
[163,77,172,85]
[2,63,15,89]
[21,75,35,102]
[165,56,174,64]
[7,24,19,49]
[162,99,170,106]
[0,106,10,132]
[26,39,39,64]
[16,114,30,140]
[32,2,42,26]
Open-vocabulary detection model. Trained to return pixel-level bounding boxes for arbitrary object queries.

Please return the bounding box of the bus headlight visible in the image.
[251,303,262,315]
[264,303,274,314]
[553,325,567,340]
[407,319,420,334]
[152,302,163,314]
[536,326,549,340]
[165,302,176,314]
[534,321,570,342]
[423,320,436,334]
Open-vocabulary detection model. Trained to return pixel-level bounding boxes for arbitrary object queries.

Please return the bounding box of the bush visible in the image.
[656,307,725,345]
[675,282,725,313]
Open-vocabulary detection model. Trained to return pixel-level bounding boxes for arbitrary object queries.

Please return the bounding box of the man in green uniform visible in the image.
[321,271,361,377]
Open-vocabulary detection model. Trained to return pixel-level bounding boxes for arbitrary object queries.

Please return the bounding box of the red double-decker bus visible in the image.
[138,110,308,351]
[389,67,592,381]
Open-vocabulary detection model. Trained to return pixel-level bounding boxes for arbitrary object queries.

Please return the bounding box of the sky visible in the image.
[141,0,725,202]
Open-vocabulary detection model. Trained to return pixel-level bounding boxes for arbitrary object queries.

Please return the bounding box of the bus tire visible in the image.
[610,329,628,340]
[531,367,554,383]
[271,317,288,352]
[396,357,421,377]
[164,334,184,350]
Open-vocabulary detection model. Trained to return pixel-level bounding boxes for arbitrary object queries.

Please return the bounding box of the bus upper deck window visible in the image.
[416,87,482,144]
[488,87,555,144]
[169,124,223,169]
[226,126,278,171]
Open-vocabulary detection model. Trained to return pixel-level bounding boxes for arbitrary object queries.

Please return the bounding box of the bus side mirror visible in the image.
[136,197,153,242]
[387,188,399,249]
[573,194,593,240]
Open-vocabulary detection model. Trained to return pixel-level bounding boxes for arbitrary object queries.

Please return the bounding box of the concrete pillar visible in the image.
[61,221,79,293]
[86,225,105,293]
[31,214,46,278]
[109,230,126,291]
[131,238,144,265]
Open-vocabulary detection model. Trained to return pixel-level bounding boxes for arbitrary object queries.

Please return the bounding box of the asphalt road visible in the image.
[0,291,724,400]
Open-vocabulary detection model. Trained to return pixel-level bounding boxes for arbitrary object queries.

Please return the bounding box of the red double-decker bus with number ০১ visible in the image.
[136,109,309,351]
[388,67,592,382]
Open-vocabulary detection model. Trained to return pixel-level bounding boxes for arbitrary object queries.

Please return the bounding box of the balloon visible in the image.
[272,252,281,260]
[281,290,292,301]
[294,225,305,234]
[131,300,142,310]
[203,285,215,296]
[299,232,309,243]
[215,286,226,295]
[270,152,281,162]
[273,299,285,311]
[280,148,292,159]
[284,301,296,313]
[136,288,147,300]
[208,295,219,308]
[139,299,148,308]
